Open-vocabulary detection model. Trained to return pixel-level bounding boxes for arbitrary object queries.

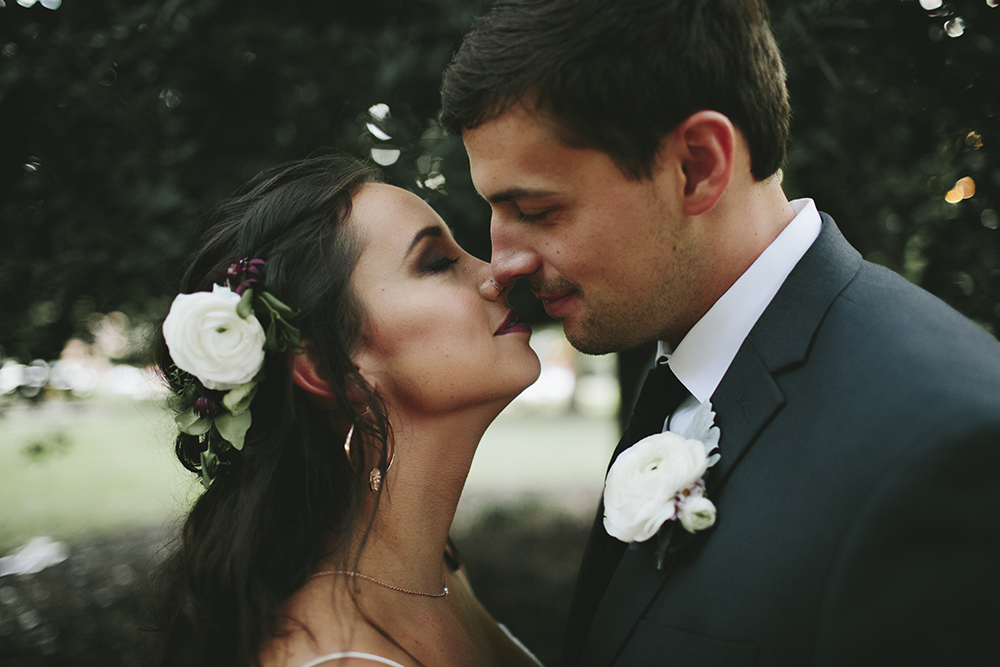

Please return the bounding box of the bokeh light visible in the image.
[945,17,966,37]
[368,103,390,120]
[945,176,976,203]
[370,148,401,166]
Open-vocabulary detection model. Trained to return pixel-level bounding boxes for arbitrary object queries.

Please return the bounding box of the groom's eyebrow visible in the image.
[485,187,558,204]
[405,225,444,257]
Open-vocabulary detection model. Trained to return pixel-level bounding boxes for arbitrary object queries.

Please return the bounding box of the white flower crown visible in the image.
[162,258,301,487]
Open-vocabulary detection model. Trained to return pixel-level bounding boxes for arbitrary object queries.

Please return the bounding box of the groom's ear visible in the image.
[660,110,736,217]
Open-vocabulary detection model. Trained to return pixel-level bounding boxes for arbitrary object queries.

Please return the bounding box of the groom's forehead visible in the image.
[464,106,609,197]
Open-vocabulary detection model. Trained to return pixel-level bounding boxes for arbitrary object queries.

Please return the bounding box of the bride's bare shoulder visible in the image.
[257,581,413,667]
[260,632,416,667]
[294,653,415,667]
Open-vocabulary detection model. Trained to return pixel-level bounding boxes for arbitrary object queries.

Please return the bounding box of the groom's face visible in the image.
[464,102,706,353]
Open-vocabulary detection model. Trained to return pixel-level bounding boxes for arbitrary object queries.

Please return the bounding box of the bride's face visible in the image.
[348,183,540,415]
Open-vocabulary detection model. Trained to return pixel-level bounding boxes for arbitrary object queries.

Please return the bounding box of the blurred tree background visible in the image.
[0,1,997,665]
[0,0,493,365]
[0,0,997,360]
[774,0,999,334]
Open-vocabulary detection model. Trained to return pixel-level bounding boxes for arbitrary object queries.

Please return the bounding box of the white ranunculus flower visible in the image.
[678,494,717,533]
[162,284,266,390]
[603,431,714,543]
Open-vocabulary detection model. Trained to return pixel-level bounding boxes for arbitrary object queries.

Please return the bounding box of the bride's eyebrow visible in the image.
[405,225,445,258]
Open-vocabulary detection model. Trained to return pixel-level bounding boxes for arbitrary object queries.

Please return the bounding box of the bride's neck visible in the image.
[348,406,495,590]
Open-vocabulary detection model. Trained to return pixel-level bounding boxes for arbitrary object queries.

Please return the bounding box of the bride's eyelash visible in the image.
[425,256,459,273]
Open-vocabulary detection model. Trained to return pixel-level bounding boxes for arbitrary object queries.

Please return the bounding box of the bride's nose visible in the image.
[477,262,504,301]
[479,275,504,301]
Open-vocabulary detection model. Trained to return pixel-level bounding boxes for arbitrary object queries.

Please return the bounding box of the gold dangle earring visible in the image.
[369,434,395,493]
[342,408,370,470]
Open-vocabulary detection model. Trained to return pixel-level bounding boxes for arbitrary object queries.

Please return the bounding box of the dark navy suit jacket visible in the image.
[566,215,1000,666]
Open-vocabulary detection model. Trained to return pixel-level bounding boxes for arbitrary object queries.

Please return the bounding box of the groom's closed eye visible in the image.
[516,209,554,223]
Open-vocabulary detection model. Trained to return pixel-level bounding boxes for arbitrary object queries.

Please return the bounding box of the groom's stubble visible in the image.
[530,236,708,357]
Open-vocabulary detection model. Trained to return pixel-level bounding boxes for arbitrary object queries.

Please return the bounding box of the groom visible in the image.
[441,0,1000,665]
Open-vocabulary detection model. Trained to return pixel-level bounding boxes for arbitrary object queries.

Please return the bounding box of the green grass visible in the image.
[0,398,618,553]
[0,398,198,552]
[472,410,618,491]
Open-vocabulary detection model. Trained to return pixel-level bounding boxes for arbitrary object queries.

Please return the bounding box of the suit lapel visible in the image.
[711,214,862,486]
[575,365,692,666]
[581,347,786,667]
[580,216,863,667]
[581,543,670,667]
[709,345,784,484]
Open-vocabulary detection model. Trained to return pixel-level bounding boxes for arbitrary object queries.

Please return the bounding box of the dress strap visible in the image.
[299,651,408,667]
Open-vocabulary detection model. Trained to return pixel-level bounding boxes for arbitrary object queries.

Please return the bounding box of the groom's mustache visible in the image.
[524,276,581,299]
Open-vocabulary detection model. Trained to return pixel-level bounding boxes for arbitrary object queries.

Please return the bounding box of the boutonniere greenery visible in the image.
[603,400,720,569]
[161,258,301,488]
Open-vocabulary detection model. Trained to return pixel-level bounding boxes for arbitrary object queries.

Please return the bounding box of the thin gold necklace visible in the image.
[311,570,449,598]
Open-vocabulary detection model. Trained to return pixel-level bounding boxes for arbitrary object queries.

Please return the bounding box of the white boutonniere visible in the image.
[603,400,720,567]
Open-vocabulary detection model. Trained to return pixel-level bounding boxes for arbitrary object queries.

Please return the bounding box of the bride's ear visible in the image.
[293,343,373,405]
[291,346,334,398]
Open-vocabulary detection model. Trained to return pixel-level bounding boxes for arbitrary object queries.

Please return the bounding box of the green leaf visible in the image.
[200,445,220,489]
[181,383,198,403]
[264,317,301,353]
[282,323,302,352]
[237,288,255,319]
[258,291,299,319]
[265,321,279,350]
[215,409,252,451]
[176,407,212,436]
[222,381,257,415]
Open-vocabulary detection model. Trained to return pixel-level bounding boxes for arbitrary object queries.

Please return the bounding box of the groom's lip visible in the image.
[537,289,578,319]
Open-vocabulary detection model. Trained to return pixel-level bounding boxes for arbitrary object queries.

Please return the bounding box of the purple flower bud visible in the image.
[193,396,220,419]
[235,279,258,296]
[219,258,266,294]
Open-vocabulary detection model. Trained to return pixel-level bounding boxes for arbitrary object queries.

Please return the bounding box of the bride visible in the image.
[152,155,543,667]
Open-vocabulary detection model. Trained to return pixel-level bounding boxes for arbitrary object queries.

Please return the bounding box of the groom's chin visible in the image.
[562,324,622,357]
[562,314,651,357]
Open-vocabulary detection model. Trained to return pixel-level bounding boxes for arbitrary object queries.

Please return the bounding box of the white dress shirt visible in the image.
[657,198,822,434]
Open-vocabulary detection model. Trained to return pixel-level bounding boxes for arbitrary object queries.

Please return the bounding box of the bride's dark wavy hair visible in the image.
[150,155,389,667]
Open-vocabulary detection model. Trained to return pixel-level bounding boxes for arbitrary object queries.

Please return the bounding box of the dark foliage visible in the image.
[1,0,996,361]
[0,0,492,362]
[771,0,999,334]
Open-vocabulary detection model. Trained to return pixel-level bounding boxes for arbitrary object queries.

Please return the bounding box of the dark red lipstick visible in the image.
[495,309,531,336]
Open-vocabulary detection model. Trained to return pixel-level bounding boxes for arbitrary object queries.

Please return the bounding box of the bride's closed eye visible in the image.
[424,255,459,273]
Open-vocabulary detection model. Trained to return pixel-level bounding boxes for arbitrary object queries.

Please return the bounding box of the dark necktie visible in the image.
[562,361,688,667]
[610,360,689,465]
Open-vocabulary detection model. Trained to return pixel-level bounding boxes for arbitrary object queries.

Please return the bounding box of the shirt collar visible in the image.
[656,198,822,402]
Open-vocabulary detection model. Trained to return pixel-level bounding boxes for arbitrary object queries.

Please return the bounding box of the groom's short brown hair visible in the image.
[440,0,790,182]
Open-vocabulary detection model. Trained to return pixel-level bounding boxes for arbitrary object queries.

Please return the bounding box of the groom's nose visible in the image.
[490,219,543,287]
